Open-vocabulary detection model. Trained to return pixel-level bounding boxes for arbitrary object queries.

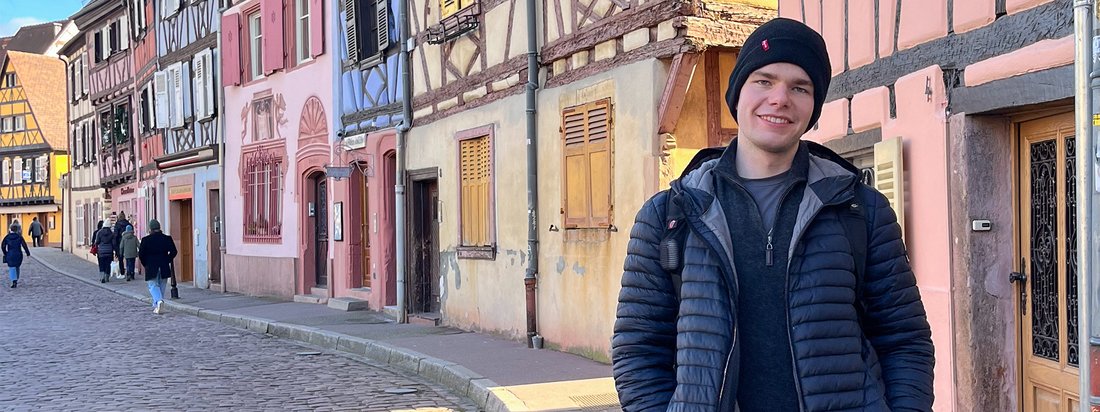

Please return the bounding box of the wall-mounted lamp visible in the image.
[607,224,618,232]
[548,224,559,232]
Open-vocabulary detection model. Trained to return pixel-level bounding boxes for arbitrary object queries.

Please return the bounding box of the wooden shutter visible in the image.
[561,99,613,229]
[221,13,242,86]
[171,64,184,128]
[120,16,130,50]
[202,51,215,117]
[13,157,22,184]
[874,135,905,237]
[310,0,324,58]
[154,71,168,128]
[441,0,459,19]
[192,54,207,119]
[343,0,359,61]
[460,136,490,246]
[261,0,285,73]
[375,0,388,53]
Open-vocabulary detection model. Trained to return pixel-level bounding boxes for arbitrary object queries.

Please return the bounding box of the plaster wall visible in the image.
[67,189,105,263]
[964,36,1073,87]
[222,1,334,297]
[405,60,661,359]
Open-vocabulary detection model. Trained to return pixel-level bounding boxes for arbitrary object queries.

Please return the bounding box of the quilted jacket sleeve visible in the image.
[612,191,679,411]
[862,189,935,411]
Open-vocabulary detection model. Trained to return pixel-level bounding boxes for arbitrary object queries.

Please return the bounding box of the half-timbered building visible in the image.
[222,0,333,298]
[324,0,403,311]
[0,47,73,246]
[72,0,140,223]
[153,0,223,289]
[126,0,159,245]
[402,0,772,357]
[60,30,103,262]
[781,0,1074,410]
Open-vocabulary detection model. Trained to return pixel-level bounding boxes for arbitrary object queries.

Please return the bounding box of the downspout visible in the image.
[523,0,540,348]
[395,0,413,323]
[216,1,228,292]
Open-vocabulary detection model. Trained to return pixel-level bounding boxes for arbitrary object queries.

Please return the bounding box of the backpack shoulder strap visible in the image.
[659,191,689,300]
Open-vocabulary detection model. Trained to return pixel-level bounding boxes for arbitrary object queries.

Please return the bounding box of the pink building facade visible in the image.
[221,0,334,298]
[779,0,1074,410]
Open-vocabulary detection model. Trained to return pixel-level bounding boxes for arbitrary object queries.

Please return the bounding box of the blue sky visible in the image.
[0,0,86,37]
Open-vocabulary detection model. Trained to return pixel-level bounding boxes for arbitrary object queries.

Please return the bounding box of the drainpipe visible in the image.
[1074,0,1096,409]
[523,0,541,348]
[216,1,229,293]
[395,0,413,323]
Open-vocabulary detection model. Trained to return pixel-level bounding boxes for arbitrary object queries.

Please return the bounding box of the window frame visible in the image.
[247,11,264,82]
[454,124,496,259]
[241,141,287,243]
[295,0,312,64]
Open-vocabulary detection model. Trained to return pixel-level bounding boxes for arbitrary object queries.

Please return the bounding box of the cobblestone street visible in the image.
[0,256,475,411]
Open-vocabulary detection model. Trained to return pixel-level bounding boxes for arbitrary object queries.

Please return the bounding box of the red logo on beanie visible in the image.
[762,39,770,51]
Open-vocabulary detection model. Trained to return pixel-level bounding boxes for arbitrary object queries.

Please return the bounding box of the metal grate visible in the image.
[570,393,621,411]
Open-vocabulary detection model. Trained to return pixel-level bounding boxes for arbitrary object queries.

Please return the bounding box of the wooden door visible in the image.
[179,200,194,283]
[360,176,371,288]
[1018,112,1079,412]
[208,189,221,284]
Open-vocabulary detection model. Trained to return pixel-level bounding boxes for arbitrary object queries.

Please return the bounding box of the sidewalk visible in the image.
[32,247,620,412]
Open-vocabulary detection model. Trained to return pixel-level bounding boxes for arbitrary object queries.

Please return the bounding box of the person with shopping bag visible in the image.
[138,219,177,314]
[3,223,30,288]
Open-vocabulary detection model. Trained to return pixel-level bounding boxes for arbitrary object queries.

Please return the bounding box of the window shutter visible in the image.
[192,55,207,119]
[172,64,184,127]
[221,13,242,86]
[586,99,612,226]
[75,205,84,245]
[203,51,215,117]
[13,157,22,184]
[181,62,193,120]
[154,71,168,128]
[375,0,389,54]
[460,136,490,246]
[562,106,590,228]
[343,0,358,61]
[261,0,285,73]
[873,135,905,237]
[37,155,47,182]
[309,0,324,58]
[80,55,87,94]
[120,16,130,50]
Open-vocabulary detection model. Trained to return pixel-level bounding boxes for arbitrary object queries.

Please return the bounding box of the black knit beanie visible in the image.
[725,18,831,132]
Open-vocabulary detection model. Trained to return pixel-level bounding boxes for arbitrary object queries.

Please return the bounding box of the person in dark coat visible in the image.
[138,219,176,314]
[93,219,116,283]
[612,18,934,412]
[28,217,43,247]
[118,225,140,281]
[112,211,131,264]
[3,223,30,288]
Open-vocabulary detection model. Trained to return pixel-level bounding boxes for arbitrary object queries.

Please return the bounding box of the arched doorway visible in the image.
[295,96,332,295]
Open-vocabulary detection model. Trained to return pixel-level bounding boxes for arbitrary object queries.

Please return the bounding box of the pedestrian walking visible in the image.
[612,18,934,411]
[138,219,176,314]
[28,217,43,247]
[2,223,30,288]
[93,219,116,283]
[112,212,131,265]
[119,225,139,282]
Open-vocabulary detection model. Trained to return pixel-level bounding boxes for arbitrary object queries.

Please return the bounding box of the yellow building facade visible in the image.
[0,51,70,245]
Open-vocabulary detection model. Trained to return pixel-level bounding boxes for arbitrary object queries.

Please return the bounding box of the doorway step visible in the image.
[409,312,441,326]
[293,287,329,304]
[328,297,370,311]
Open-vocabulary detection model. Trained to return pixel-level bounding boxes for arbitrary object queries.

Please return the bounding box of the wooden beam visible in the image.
[540,0,689,63]
[704,50,721,146]
[657,52,699,134]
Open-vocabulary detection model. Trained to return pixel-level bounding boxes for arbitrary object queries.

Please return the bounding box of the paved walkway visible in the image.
[32,247,620,412]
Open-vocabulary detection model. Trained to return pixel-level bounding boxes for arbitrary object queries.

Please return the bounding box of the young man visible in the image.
[612,18,934,411]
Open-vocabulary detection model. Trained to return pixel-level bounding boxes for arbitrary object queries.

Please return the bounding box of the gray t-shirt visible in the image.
[741,171,797,233]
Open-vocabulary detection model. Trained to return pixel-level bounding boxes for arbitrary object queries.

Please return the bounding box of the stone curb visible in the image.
[32,253,512,411]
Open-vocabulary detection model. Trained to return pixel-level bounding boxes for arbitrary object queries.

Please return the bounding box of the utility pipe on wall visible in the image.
[395,0,413,323]
[523,0,541,348]
[1074,0,1097,409]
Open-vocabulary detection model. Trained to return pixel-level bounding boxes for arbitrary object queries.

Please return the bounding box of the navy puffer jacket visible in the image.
[612,142,934,411]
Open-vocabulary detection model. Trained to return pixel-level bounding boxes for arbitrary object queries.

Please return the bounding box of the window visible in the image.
[561,98,614,229]
[36,155,47,183]
[249,12,263,80]
[2,73,15,88]
[1,117,11,132]
[296,0,311,63]
[161,0,181,19]
[100,111,113,146]
[76,202,85,246]
[192,49,215,119]
[457,128,494,254]
[114,104,131,144]
[2,158,10,185]
[242,145,285,243]
[13,116,24,132]
[252,96,274,141]
[131,0,147,33]
[154,64,185,129]
[139,85,153,132]
[345,0,389,63]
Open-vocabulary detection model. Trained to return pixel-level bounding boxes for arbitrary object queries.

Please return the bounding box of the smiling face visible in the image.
[734,62,815,158]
